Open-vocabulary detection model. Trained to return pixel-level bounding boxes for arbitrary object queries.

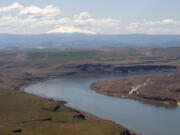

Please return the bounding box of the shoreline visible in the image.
[91,85,178,108]
[21,75,139,135]
[18,71,180,134]
[91,73,180,108]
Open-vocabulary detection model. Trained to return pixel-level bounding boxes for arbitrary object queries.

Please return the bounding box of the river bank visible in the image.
[91,72,180,107]
[19,74,139,135]
[0,78,139,135]
[25,76,180,135]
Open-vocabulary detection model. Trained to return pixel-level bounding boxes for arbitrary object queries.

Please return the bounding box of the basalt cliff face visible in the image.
[91,73,180,107]
[62,64,177,75]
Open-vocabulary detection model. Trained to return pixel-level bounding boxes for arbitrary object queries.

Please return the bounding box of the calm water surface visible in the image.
[25,76,180,135]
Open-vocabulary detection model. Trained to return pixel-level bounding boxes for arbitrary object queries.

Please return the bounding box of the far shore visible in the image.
[91,72,180,108]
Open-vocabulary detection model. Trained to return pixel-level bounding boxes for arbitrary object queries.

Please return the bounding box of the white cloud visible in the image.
[0,3,23,12]
[19,5,61,18]
[0,3,122,34]
[0,3,60,19]
[0,3,180,34]
[128,19,180,34]
[48,12,122,34]
[73,12,91,20]
[162,19,176,24]
[48,26,96,34]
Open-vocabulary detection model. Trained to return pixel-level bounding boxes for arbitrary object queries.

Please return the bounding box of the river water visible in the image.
[25,76,180,135]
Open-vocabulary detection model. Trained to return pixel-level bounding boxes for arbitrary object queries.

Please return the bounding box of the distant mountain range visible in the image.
[0,33,180,49]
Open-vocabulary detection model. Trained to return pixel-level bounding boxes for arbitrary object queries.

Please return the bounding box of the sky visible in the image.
[0,0,180,34]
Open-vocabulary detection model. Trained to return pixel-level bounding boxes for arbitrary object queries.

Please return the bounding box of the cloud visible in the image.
[73,12,91,20]
[48,26,96,34]
[0,3,180,34]
[128,19,180,34]
[19,5,61,19]
[47,12,122,34]
[51,12,122,34]
[0,3,122,34]
[0,3,60,19]
[162,19,177,24]
[0,3,23,12]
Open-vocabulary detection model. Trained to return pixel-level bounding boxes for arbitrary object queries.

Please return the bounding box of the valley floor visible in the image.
[0,47,180,134]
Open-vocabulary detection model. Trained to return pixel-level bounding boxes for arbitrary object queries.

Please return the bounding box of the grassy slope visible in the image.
[0,89,130,135]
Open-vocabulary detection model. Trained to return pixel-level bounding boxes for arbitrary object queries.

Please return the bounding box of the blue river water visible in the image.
[25,76,180,135]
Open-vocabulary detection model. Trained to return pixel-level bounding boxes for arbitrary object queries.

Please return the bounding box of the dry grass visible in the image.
[0,89,130,135]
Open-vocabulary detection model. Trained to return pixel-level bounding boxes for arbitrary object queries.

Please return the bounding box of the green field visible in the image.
[28,50,103,60]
